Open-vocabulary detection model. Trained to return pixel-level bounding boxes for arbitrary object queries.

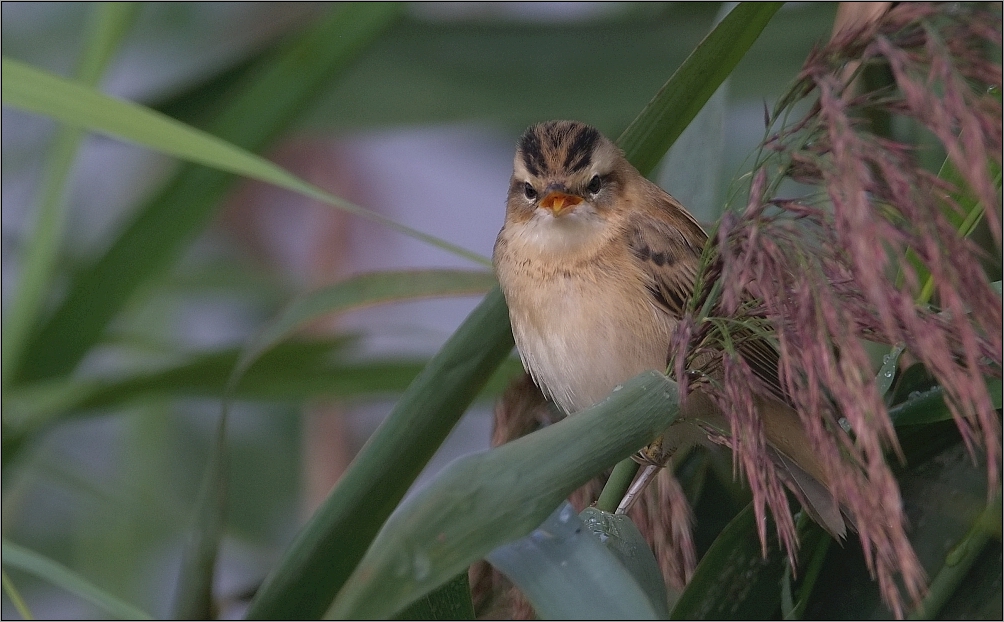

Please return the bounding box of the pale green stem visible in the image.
[2,569,34,620]
[596,458,642,513]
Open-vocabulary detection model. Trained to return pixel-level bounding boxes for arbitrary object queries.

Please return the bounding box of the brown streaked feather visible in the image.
[626,182,789,404]
[625,193,705,320]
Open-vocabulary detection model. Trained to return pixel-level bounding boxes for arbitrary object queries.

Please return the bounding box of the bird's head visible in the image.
[506,120,628,227]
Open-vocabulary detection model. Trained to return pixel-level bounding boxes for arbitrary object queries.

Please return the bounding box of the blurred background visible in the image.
[1,2,839,618]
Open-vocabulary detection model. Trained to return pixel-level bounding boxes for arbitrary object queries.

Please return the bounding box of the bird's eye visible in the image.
[523,182,538,201]
[587,175,602,195]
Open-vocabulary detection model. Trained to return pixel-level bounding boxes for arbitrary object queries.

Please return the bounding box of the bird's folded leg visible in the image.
[615,463,662,514]
[615,434,675,514]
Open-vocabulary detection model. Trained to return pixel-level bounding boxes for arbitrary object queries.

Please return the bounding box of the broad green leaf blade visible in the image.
[394,572,475,621]
[6,3,417,384]
[617,2,782,176]
[1,2,139,387]
[327,371,680,619]
[233,270,496,383]
[580,507,670,617]
[246,287,515,620]
[151,42,278,131]
[488,505,671,619]
[295,4,836,133]
[487,503,660,620]
[670,503,784,619]
[1,540,152,620]
[248,8,778,614]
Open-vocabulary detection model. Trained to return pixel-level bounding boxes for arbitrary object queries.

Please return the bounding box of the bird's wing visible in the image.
[628,191,847,538]
[626,192,786,401]
[625,196,706,320]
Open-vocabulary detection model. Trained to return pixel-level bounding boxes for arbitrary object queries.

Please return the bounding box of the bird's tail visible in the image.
[759,396,849,539]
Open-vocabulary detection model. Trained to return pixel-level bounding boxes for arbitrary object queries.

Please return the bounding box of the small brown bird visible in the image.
[493,120,844,536]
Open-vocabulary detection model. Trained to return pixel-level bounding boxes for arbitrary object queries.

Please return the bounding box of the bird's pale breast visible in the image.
[497,242,675,415]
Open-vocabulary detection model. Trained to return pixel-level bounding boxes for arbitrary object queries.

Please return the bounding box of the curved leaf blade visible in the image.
[487,503,661,620]
[0,55,485,270]
[891,377,1002,427]
[327,370,680,619]
[579,507,670,616]
[2,540,152,620]
[670,503,784,620]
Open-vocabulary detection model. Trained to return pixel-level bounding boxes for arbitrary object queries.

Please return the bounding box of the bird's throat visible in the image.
[507,209,612,264]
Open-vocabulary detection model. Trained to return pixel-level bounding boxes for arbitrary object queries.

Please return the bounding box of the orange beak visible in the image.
[539,191,583,216]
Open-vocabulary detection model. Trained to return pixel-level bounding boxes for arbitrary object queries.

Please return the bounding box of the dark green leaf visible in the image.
[296,4,836,133]
[394,572,475,621]
[890,377,1002,427]
[671,503,784,620]
[1,345,523,473]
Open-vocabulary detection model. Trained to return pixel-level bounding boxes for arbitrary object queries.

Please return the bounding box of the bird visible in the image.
[492,120,845,537]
